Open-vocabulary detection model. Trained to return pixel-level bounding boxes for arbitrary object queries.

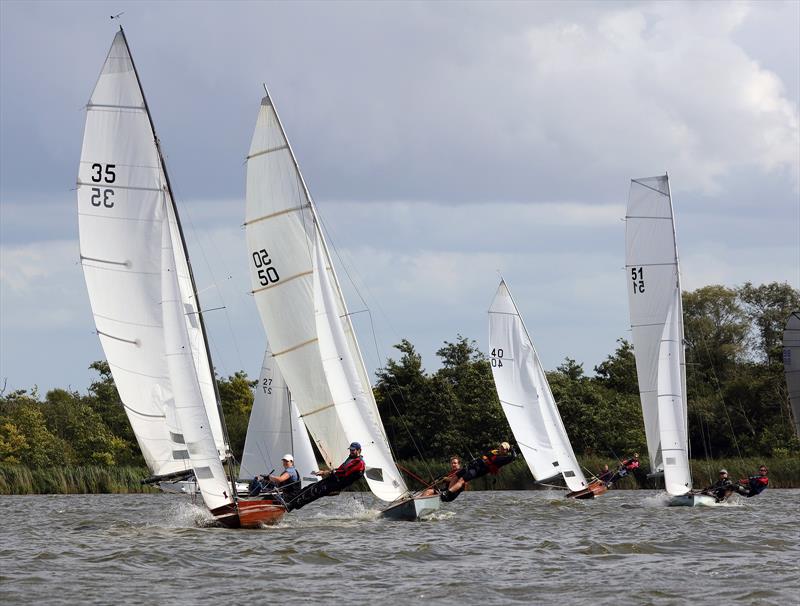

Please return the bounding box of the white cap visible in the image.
[282,454,294,462]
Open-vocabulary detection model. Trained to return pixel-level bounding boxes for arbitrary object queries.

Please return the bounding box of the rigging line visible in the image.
[694,326,745,468]
[312,203,434,478]
[166,180,246,377]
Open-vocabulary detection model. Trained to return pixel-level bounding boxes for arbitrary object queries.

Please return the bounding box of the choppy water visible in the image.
[1,490,798,605]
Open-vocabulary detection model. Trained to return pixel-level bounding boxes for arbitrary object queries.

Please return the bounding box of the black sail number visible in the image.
[262,377,272,395]
[252,249,280,286]
[491,348,504,368]
[631,267,645,294]
[89,163,116,208]
[90,163,116,183]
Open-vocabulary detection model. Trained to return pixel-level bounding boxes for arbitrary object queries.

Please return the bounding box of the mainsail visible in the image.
[78,29,233,510]
[488,280,587,492]
[241,348,319,487]
[244,90,406,502]
[783,312,800,439]
[625,175,691,495]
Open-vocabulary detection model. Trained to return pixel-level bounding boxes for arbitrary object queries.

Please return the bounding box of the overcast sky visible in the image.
[1,0,798,395]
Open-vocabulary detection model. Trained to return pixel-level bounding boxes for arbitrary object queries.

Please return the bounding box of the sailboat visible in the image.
[625,174,715,507]
[243,89,439,520]
[783,312,800,439]
[78,28,284,527]
[488,280,606,499]
[240,348,319,488]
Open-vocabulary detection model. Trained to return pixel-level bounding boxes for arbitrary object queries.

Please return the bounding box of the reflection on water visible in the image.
[1,490,798,605]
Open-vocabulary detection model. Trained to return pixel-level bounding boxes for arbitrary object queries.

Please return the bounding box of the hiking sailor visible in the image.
[421,455,467,502]
[734,465,769,498]
[268,454,301,501]
[449,442,516,490]
[286,442,366,511]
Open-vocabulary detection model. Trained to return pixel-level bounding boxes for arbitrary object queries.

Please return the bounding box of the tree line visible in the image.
[1,281,798,471]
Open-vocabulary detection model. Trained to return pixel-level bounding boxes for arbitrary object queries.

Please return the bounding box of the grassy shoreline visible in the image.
[1,456,798,495]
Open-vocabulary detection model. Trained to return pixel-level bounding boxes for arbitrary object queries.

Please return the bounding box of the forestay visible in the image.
[312,235,406,501]
[77,29,232,509]
[626,175,690,495]
[488,280,587,492]
[783,312,800,439]
[241,349,319,487]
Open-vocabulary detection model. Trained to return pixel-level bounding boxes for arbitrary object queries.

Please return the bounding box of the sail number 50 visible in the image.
[89,163,116,208]
[490,348,504,368]
[252,249,280,286]
[631,267,645,294]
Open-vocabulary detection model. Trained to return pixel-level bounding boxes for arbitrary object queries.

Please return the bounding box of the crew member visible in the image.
[268,454,301,501]
[421,456,467,502]
[735,465,769,498]
[704,469,734,502]
[286,442,366,511]
[452,442,516,487]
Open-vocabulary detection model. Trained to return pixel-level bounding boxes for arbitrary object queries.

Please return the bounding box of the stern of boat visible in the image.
[379,494,441,521]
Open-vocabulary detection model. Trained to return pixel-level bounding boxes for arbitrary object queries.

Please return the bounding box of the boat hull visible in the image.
[379,494,441,521]
[667,493,719,507]
[211,498,287,528]
[565,479,608,500]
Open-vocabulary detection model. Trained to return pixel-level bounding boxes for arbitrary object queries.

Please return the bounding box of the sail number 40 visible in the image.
[252,249,280,286]
[491,348,504,367]
[89,163,116,208]
[631,267,645,294]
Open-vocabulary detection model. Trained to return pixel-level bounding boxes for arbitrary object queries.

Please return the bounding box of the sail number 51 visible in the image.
[631,267,645,294]
[252,249,280,286]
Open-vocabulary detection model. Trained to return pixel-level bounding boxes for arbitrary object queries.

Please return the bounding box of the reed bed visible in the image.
[0,465,157,495]
[1,457,796,494]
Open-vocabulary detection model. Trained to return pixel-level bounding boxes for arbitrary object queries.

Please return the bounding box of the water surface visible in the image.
[1,490,798,605]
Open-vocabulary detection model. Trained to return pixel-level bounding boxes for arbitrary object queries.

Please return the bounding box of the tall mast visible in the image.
[119,26,238,502]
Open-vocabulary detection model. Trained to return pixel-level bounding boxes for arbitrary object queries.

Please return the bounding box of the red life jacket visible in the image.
[482,450,502,475]
[334,455,365,480]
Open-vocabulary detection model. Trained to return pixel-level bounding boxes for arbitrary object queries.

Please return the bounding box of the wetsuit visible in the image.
[456,448,516,483]
[735,474,768,498]
[286,455,365,511]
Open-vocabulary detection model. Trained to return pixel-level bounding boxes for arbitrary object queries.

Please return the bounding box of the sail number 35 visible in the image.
[631,267,645,294]
[89,163,116,208]
[490,348,504,367]
[252,249,280,286]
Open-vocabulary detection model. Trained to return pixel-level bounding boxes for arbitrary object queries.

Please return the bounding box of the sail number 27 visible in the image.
[252,249,280,286]
[89,163,115,208]
[631,267,645,294]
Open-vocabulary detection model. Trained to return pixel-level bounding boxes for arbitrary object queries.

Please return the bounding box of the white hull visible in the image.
[667,493,719,507]
[379,494,441,521]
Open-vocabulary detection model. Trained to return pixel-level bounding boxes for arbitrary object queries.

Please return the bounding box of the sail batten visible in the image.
[489,280,587,492]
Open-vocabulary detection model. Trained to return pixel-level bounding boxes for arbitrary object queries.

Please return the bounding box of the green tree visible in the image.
[217,371,255,460]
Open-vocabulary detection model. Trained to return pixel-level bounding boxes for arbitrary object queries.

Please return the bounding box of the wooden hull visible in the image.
[211,498,287,528]
[379,494,441,521]
[565,479,608,500]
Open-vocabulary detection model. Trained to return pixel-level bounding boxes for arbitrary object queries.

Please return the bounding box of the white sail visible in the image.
[783,312,800,439]
[488,280,587,492]
[78,30,232,509]
[161,218,233,510]
[78,30,187,477]
[241,349,319,487]
[625,174,690,493]
[244,90,402,490]
[244,93,349,467]
[312,235,407,501]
